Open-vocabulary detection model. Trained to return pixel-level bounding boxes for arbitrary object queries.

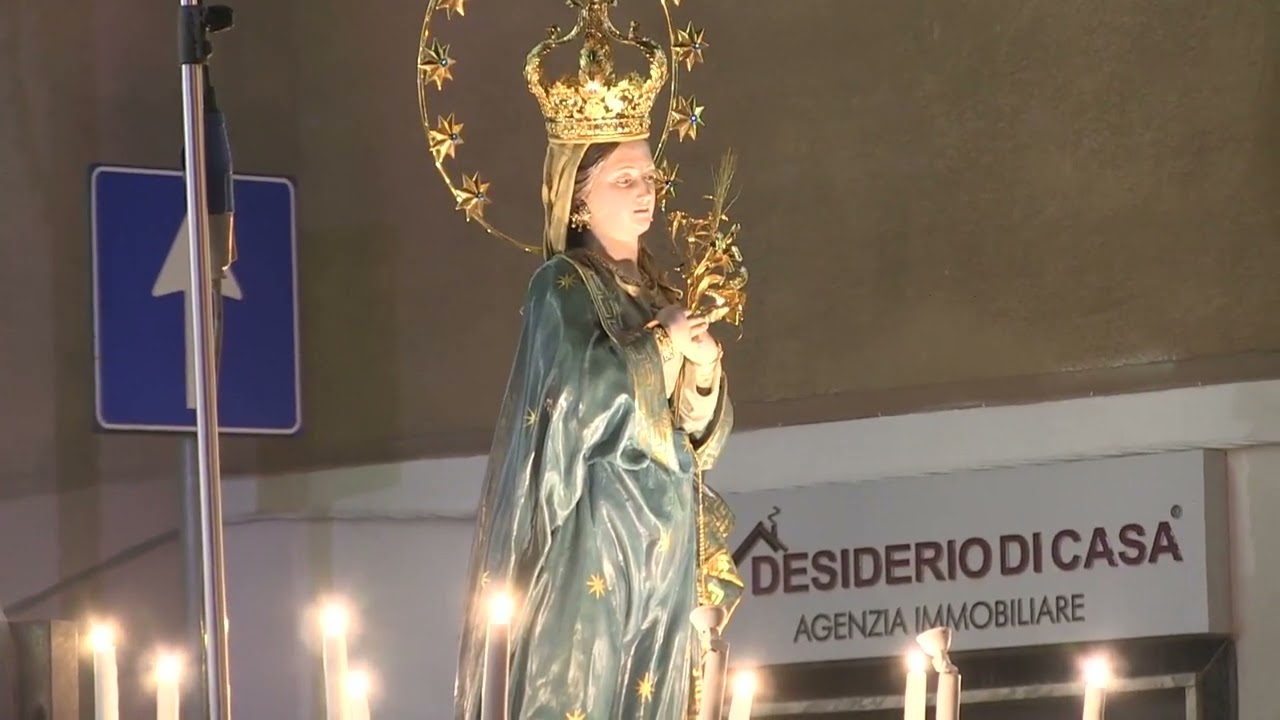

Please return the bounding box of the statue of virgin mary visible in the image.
[452,2,743,718]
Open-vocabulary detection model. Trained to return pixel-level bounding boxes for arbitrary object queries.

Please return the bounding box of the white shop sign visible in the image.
[721,449,1229,665]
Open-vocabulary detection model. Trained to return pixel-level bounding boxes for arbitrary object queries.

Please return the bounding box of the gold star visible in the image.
[429,114,465,162]
[565,711,585,720]
[556,273,577,290]
[654,161,680,208]
[418,39,456,90]
[670,96,704,142]
[436,0,466,17]
[587,573,608,598]
[657,530,671,552]
[455,173,490,221]
[673,23,707,71]
[637,672,655,701]
[523,407,538,427]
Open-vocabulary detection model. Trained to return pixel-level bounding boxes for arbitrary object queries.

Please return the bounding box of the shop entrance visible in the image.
[750,636,1233,720]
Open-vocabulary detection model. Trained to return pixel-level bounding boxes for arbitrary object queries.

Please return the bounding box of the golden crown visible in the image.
[524,0,667,143]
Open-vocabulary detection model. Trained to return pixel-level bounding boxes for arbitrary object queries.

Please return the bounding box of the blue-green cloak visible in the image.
[453,251,740,720]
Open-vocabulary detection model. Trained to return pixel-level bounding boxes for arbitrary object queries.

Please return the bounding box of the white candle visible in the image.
[689,606,731,720]
[481,593,513,720]
[1081,656,1111,720]
[727,670,756,720]
[320,604,352,720]
[1082,685,1105,720]
[155,654,182,720]
[698,638,729,720]
[346,670,372,720]
[88,624,120,720]
[903,651,927,720]
[935,670,961,720]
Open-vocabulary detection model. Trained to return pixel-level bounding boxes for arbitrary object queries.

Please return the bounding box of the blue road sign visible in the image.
[91,165,301,435]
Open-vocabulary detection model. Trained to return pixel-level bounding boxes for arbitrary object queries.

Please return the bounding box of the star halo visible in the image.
[416,0,713,255]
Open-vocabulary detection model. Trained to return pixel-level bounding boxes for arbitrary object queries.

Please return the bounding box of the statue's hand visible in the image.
[655,305,707,358]
[683,329,722,368]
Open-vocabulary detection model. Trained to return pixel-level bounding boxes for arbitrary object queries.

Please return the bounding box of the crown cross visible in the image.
[525,0,667,143]
[566,0,618,17]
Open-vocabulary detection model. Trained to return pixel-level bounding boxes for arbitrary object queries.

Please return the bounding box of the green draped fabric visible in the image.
[453,251,737,720]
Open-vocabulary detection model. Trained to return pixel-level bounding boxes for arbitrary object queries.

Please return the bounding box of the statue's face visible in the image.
[583,140,657,246]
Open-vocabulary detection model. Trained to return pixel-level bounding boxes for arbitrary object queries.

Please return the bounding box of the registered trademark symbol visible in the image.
[1171,505,1183,519]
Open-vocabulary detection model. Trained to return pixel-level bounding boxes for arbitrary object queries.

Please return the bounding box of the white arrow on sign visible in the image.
[151,216,243,410]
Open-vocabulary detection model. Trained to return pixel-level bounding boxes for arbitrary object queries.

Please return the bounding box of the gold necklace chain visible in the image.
[588,250,649,287]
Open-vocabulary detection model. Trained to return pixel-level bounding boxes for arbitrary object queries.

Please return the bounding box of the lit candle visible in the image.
[935,669,961,720]
[88,624,120,720]
[346,670,372,720]
[1081,656,1110,720]
[320,603,352,720]
[155,653,182,720]
[727,670,756,720]
[903,650,927,720]
[481,592,513,720]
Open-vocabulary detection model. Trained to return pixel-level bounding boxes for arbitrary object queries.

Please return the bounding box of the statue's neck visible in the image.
[585,232,639,266]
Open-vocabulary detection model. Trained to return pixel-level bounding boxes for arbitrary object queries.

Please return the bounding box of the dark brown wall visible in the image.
[3,0,1280,500]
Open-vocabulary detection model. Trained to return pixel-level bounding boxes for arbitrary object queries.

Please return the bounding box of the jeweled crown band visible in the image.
[543,118,652,144]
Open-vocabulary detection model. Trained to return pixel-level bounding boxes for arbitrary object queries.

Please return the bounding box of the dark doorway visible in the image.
[753,636,1234,720]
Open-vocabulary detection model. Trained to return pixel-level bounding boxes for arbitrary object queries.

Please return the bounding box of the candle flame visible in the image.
[488,592,515,625]
[155,653,183,684]
[1082,655,1112,689]
[906,649,928,674]
[348,669,373,699]
[87,623,116,653]
[319,602,351,637]
[732,670,757,697]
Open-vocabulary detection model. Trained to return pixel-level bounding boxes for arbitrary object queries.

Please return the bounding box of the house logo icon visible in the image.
[732,506,789,567]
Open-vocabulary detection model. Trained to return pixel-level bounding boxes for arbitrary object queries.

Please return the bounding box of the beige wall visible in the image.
[4,0,1280,507]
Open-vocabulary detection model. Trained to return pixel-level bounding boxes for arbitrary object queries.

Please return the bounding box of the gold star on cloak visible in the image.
[418,40,456,90]
[523,407,538,427]
[637,672,655,701]
[673,23,707,71]
[670,96,704,142]
[429,114,464,162]
[565,711,586,720]
[556,273,577,290]
[587,573,608,598]
[657,530,671,552]
[455,173,490,221]
[436,0,466,18]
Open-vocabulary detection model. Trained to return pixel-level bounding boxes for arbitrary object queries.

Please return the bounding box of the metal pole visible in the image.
[180,438,209,713]
[179,2,233,717]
